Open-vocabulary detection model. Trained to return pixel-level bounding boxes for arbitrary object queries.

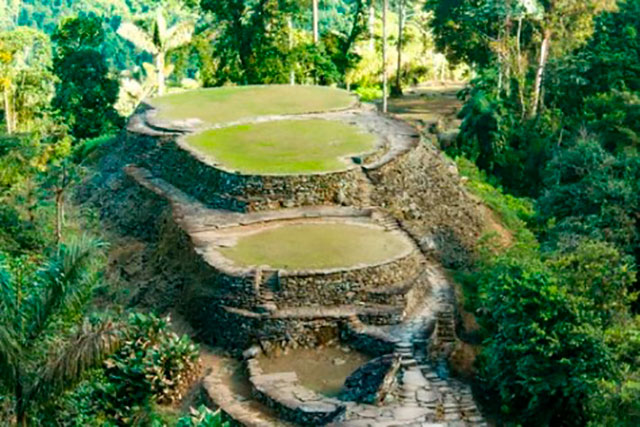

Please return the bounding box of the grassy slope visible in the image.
[150,85,355,125]
[186,119,375,174]
[220,223,412,270]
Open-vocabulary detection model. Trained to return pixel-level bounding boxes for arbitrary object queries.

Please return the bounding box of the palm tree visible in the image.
[0,237,121,425]
[117,8,194,96]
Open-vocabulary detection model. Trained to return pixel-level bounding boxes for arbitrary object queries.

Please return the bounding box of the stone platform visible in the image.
[126,87,419,212]
[111,85,490,426]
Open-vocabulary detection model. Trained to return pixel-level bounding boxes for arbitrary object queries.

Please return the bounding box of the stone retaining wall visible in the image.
[270,252,423,307]
[339,354,400,404]
[367,140,486,268]
[124,132,371,212]
[340,319,400,357]
[246,357,346,425]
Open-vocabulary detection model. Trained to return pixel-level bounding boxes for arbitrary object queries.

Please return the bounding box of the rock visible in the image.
[339,354,400,404]
[333,357,346,366]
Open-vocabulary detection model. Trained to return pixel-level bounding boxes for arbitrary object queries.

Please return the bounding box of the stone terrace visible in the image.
[119,85,488,426]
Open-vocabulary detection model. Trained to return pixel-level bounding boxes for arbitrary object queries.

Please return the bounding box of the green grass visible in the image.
[455,156,535,233]
[185,119,376,174]
[150,85,355,125]
[220,223,413,270]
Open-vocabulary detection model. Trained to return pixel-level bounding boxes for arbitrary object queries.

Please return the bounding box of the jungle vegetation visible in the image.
[0,0,638,425]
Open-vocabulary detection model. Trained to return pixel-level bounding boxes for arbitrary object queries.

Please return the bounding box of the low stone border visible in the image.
[246,356,346,425]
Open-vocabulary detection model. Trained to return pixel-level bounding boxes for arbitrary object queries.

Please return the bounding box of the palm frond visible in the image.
[155,7,168,47]
[29,319,122,404]
[0,323,19,390]
[117,22,158,54]
[25,236,106,345]
[0,254,15,313]
[165,21,195,52]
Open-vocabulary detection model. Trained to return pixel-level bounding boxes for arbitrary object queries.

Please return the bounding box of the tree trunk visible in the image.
[288,16,295,85]
[382,0,388,113]
[531,28,551,117]
[516,17,526,118]
[394,0,404,95]
[15,368,26,427]
[312,0,319,44]
[156,52,166,96]
[368,0,375,51]
[55,190,63,244]
[4,85,13,134]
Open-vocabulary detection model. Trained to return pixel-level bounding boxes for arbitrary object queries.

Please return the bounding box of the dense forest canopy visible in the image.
[0,0,639,425]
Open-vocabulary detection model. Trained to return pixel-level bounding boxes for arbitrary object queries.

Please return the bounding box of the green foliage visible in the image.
[177,405,230,427]
[476,252,614,425]
[354,85,383,102]
[52,16,123,140]
[591,316,640,426]
[443,3,640,424]
[54,312,199,424]
[455,156,534,232]
[201,0,367,86]
[549,0,640,116]
[424,0,496,67]
[73,134,117,163]
[0,237,121,424]
[96,312,199,423]
[0,26,54,133]
[549,240,637,327]
[537,136,640,255]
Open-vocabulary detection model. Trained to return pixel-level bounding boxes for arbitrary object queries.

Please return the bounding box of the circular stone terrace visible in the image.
[207,219,415,273]
[128,85,419,211]
[146,85,377,176]
[147,85,358,129]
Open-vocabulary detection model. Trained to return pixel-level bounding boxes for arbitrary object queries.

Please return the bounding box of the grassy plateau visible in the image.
[150,85,356,125]
[185,119,376,174]
[219,222,413,270]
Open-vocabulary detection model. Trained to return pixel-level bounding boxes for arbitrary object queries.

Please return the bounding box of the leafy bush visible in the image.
[177,405,230,427]
[57,313,200,424]
[354,86,382,102]
[476,253,614,425]
[73,134,116,163]
[537,136,640,255]
[101,313,200,419]
[455,156,534,232]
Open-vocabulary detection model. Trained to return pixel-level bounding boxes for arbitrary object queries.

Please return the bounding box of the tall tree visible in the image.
[0,27,53,134]
[117,7,194,96]
[529,0,616,116]
[52,16,122,140]
[394,0,405,95]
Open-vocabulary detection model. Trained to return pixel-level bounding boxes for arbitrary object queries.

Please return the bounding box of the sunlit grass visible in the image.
[220,223,413,270]
[150,85,356,125]
[185,119,375,174]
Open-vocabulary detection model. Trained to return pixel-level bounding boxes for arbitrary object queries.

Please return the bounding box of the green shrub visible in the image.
[354,86,382,102]
[476,252,614,425]
[455,156,534,232]
[177,405,230,427]
[101,313,200,420]
[74,134,116,163]
[57,313,200,424]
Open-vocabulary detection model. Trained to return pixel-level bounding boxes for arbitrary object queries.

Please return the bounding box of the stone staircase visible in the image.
[335,296,486,426]
[255,269,279,314]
